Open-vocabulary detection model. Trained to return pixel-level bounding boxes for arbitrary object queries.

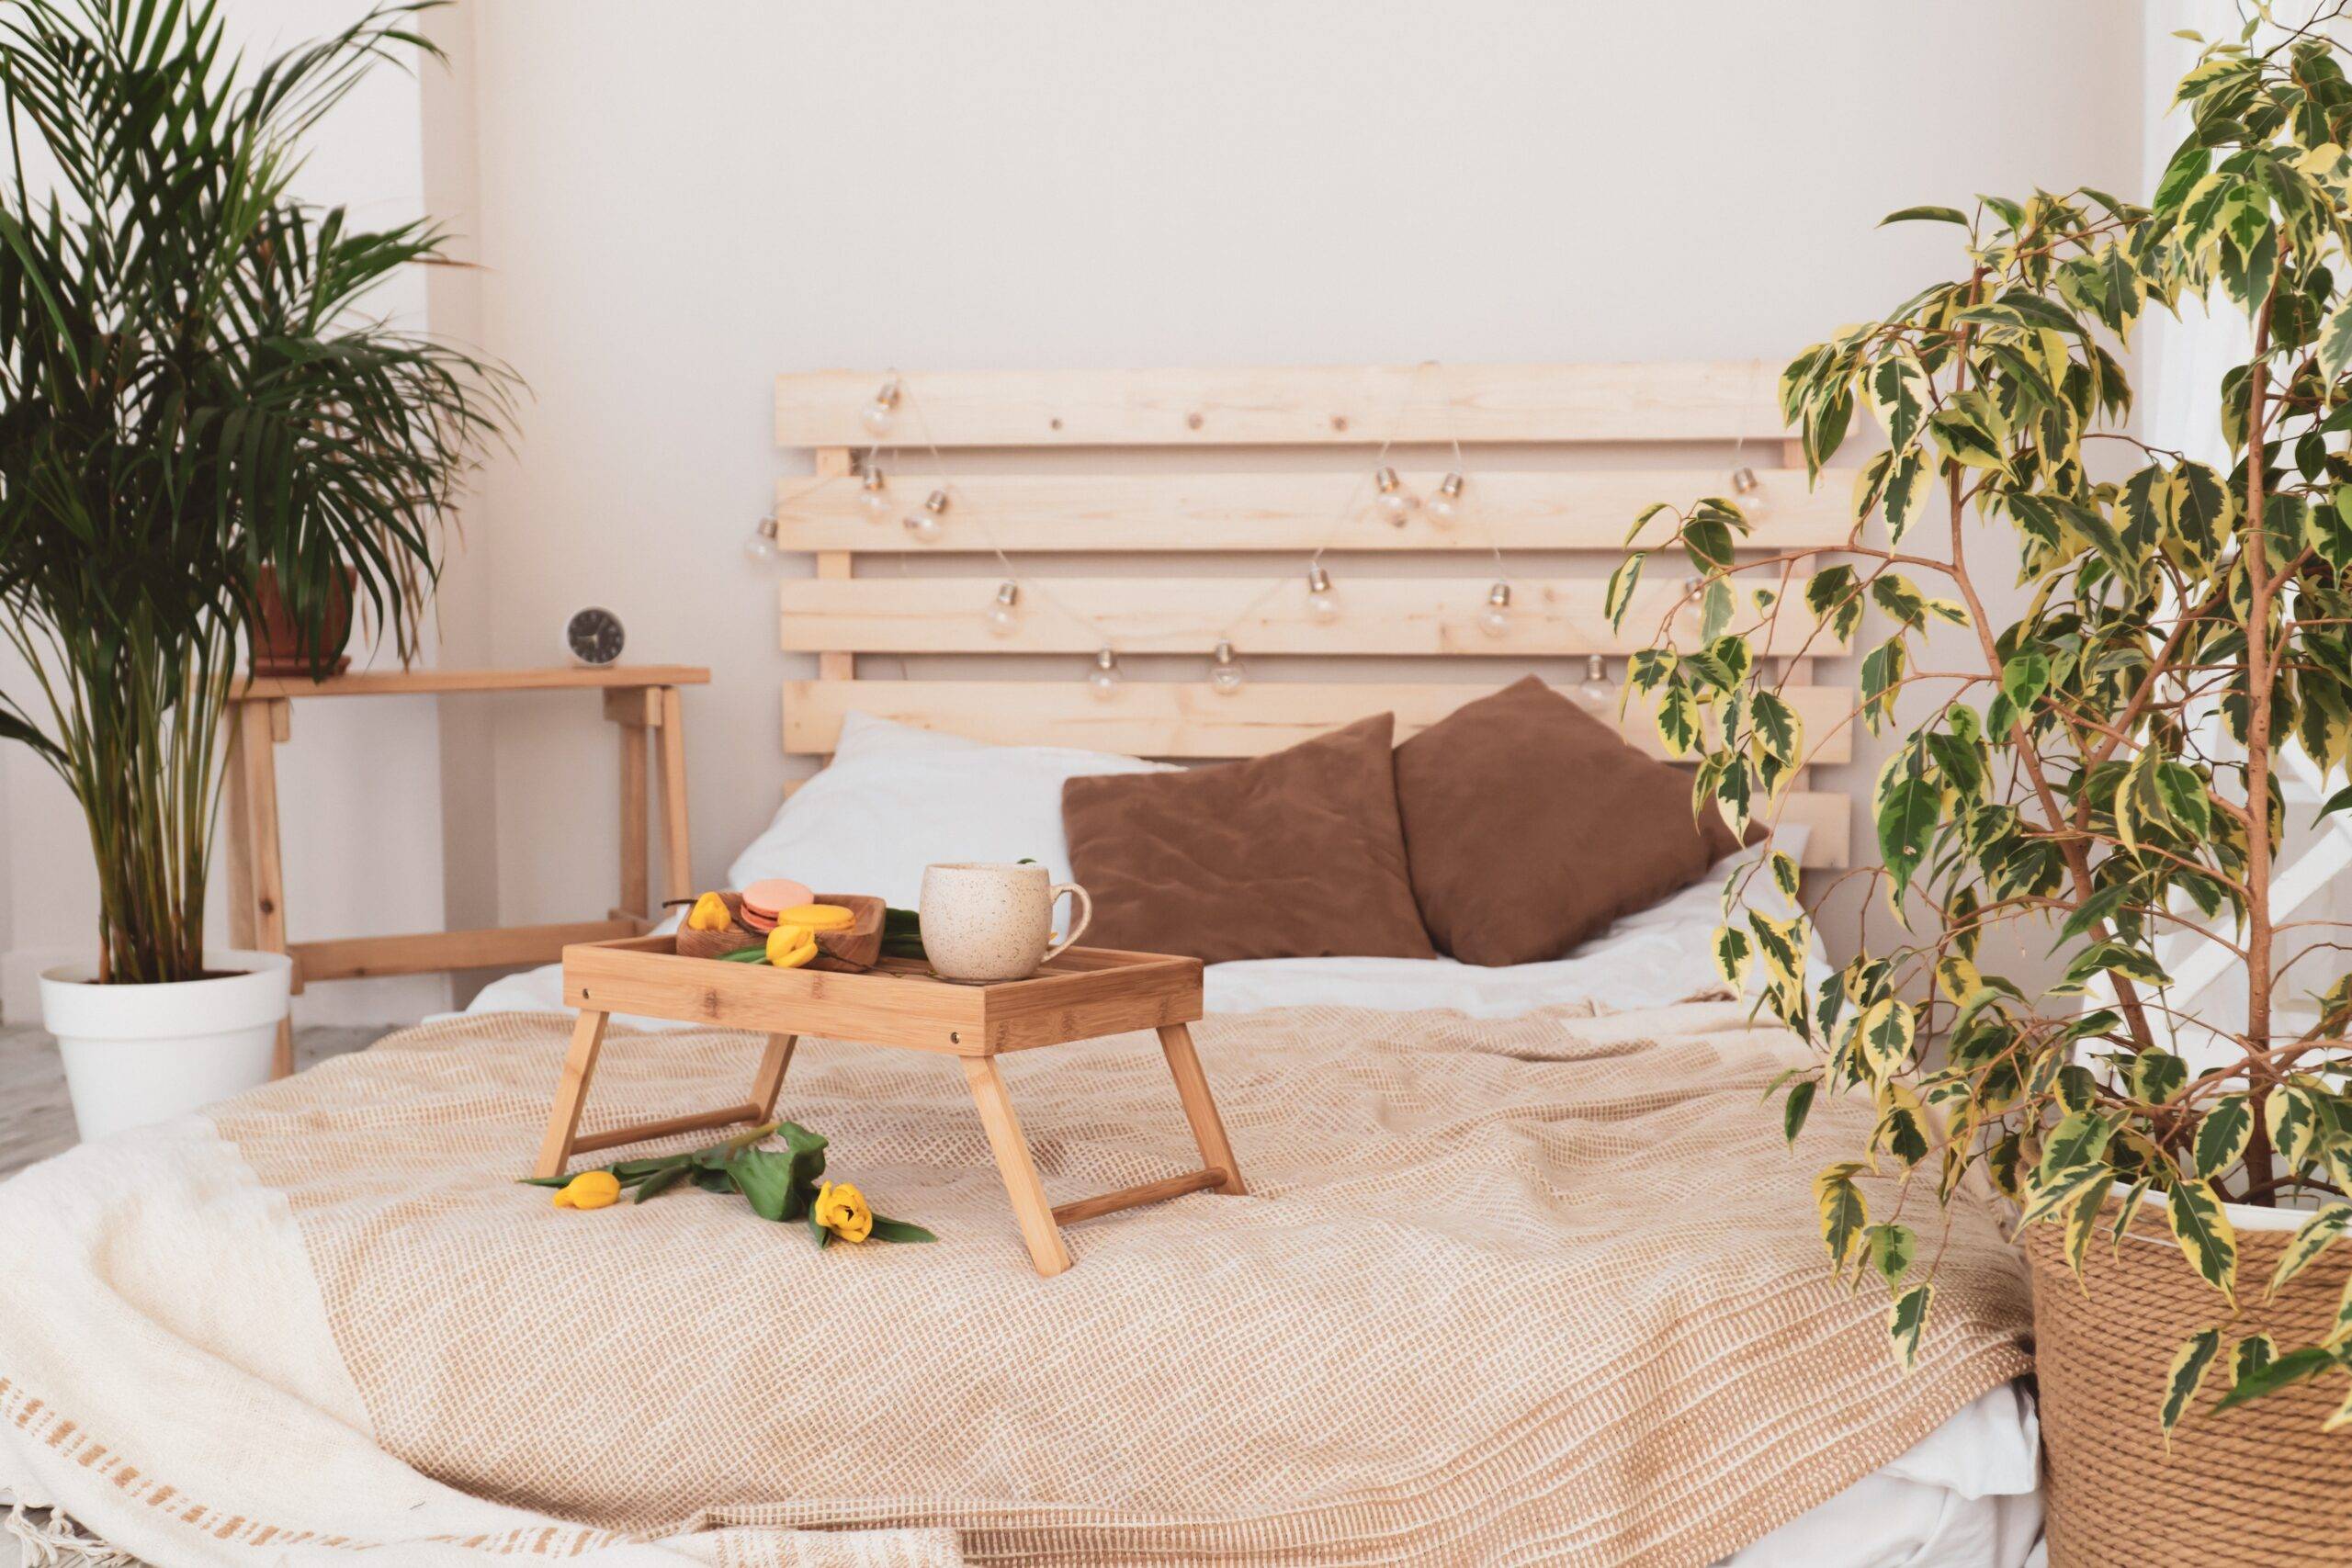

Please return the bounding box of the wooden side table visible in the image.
[224,665,710,1078]
[535,936,1246,1276]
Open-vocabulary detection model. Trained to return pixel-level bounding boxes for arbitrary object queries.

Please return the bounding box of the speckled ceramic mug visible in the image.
[919,863,1091,983]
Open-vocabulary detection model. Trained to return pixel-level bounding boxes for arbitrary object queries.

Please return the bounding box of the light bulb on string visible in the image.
[1210,639,1247,694]
[1306,563,1340,623]
[1478,581,1513,639]
[1374,465,1417,524]
[1087,647,1122,700]
[1729,464,1770,524]
[985,581,1021,637]
[1576,653,1613,710]
[859,467,891,518]
[903,489,949,542]
[1427,472,1465,528]
[743,513,780,563]
[862,378,901,437]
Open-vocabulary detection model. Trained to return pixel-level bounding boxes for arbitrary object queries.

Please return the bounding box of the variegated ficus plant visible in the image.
[1616,19,2352,1437]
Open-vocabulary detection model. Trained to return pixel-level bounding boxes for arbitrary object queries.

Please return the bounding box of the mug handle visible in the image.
[1042,883,1092,964]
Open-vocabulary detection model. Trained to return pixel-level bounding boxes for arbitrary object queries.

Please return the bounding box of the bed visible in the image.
[0,362,2040,1567]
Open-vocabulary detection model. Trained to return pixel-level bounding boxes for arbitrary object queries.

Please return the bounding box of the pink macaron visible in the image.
[740,878,812,932]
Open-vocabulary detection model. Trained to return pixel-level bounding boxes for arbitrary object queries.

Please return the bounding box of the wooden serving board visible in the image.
[806,892,884,972]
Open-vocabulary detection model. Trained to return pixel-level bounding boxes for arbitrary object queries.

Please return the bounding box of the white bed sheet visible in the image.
[457,863,2037,1566]
[463,849,1819,1026]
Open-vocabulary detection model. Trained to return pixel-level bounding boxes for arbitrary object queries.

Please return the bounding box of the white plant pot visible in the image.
[39,950,293,1143]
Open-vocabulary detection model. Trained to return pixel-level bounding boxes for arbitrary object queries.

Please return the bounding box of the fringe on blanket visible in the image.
[4,1500,142,1567]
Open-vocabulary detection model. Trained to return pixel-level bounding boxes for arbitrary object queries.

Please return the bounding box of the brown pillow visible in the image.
[1393,675,1747,968]
[1061,714,1436,964]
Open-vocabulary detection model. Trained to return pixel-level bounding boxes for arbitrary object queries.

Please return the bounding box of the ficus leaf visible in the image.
[1865,1222,1917,1287]
[1888,1282,1933,1370]
[1604,552,1645,628]
[2214,1346,2336,1413]
[2162,1328,2222,1443]
[1782,1078,1816,1147]
[1814,1166,1869,1271]
[1856,997,1917,1081]
[2269,1205,2352,1299]
[2195,1094,2255,1179]
[1880,204,1971,228]
[2166,1179,2240,1304]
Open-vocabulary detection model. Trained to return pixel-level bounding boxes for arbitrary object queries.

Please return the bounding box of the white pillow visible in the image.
[725,711,1174,908]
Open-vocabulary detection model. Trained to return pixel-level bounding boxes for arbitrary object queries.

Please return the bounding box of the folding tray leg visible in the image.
[535,1010,611,1179]
[963,1056,1073,1277]
[1158,1023,1246,1194]
[751,1032,797,1120]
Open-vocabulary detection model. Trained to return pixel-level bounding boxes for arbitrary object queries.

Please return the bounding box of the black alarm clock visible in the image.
[563,606,626,666]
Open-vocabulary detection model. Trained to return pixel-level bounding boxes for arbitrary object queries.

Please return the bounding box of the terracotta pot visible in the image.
[2027,1197,2352,1565]
[248,564,353,677]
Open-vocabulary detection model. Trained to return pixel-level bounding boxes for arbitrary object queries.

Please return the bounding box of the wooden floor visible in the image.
[0,1021,385,1180]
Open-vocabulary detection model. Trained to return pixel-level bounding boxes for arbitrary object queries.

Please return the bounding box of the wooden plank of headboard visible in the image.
[776,362,1787,448]
[780,578,1843,659]
[774,361,1857,872]
[774,468,1848,554]
[783,680,1853,767]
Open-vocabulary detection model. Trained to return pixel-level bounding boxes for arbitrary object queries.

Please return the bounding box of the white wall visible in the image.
[454,0,2144,974]
[0,1,2151,1012]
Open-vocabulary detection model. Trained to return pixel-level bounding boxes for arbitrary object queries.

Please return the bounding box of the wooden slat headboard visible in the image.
[775,362,1854,868]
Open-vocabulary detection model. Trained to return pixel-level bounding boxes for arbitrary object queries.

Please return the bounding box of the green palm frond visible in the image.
[0,0,519,983]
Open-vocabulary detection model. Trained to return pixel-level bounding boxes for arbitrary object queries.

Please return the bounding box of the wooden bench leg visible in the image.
[1158,1023,1245,1195]
[655,686,693,907]
[229,699,299,1079]
[535,1010,611,1180]
[751,1032,797,1121]
[962,1056,1072,1276]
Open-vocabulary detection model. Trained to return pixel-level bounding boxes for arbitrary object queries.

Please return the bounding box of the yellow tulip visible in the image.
[552,1170,621,1210]
[766,924,819,967]
[685,892,734,932]
[813,1179,874,1243]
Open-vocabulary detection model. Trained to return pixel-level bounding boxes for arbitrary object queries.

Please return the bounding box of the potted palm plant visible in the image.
[1617,17,2352,1564]
[0,0,514,1139]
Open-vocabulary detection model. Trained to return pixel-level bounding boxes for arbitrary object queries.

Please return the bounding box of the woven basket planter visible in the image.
[2027,1201,2352,1566]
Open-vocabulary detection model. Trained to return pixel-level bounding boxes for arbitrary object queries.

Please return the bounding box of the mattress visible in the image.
[459,868,2041,1567]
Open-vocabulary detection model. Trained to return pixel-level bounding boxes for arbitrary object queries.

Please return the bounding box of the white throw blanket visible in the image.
[0,1115,957,1566]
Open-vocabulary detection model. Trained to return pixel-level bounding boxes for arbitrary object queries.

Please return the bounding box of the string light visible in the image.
[985,581,1021,637]
[1087,647,1122,699]
[1575,652,1612,709]
[1730,463,1770,524]
[904,488,949,541]
[834,363,1510,697]
[1479,581,1512,638]
[1427,472,1465,528]
[862,378,901,436]
[743,513,780,562]
[1306,563,1340,623]
[1210,639,1247,694]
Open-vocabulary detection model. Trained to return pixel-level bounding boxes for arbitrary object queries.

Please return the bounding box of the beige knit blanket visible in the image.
[0,1001,2030,1566]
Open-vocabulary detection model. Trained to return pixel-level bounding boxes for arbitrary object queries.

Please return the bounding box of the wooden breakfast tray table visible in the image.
[535,935,1246,1275]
